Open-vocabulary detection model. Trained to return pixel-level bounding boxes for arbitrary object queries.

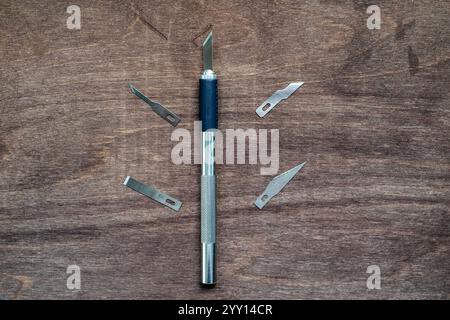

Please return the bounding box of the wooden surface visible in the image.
[0,0,449,299]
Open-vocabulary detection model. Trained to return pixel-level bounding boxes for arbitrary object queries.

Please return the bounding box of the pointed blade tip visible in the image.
[202,31,213,47]
[295,161,306,171]
[202,31,213,70]
[128,83,136,93]
[285,161,306,177]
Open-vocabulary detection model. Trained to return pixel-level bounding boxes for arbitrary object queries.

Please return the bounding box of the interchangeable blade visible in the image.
[123,176,182,212]
[254,162,306,209]
[202,31,213,71]
[128,84,181,127]
[256,82,304,118]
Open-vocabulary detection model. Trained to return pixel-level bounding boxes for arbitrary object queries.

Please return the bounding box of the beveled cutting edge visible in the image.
[202,31,213,71]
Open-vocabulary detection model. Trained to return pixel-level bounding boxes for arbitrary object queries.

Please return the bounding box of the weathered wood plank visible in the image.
[0,0,449,299]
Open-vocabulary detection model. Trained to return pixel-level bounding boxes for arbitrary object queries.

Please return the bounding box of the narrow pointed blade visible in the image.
[273,161,306,186]
[202,31,213,71]
[254,162,306,209]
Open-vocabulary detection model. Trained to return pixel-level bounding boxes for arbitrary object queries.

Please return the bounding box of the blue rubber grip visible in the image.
[200,78,218,131]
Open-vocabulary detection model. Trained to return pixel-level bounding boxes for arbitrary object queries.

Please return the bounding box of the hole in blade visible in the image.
[166,198,176,206]
[262,195,268,201]
[261,103,271,112]
[166,115,176,123]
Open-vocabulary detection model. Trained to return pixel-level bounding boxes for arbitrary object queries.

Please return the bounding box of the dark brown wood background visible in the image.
[0,0,449,299]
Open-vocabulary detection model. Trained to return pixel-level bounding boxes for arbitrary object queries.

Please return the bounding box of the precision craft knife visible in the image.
[199,31,218,286]
[254,162,306,209]
[256,82,304,118]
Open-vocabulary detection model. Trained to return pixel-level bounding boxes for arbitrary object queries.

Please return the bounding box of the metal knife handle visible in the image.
[201,175,216,243]
[201,175,216,285]
[200,69,217,286]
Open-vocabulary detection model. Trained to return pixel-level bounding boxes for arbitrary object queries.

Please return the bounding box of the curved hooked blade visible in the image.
[256,82,304,118]
[129,84,181,127]
[254,162,306,209]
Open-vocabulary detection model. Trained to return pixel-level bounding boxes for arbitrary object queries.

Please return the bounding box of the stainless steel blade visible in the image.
[129,84,181,127]
[254,162,306,209]
[256,82,304,118]
[123,176,182,212]
[202,31,213,71]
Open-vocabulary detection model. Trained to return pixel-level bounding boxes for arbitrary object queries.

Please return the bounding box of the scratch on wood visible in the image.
[126,16,139,32]
[128,2,168,41]
[0,142,7,160]
[408,46,420,76]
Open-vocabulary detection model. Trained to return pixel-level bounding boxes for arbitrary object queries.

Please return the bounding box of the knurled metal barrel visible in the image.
[200,70,217,286]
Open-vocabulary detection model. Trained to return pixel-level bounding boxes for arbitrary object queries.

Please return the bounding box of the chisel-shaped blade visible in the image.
[202,31,213,71]
[123,176,182,212]
[254,162,306,209]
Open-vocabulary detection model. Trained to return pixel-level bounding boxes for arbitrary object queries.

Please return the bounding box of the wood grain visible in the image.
[0,0,449,299]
